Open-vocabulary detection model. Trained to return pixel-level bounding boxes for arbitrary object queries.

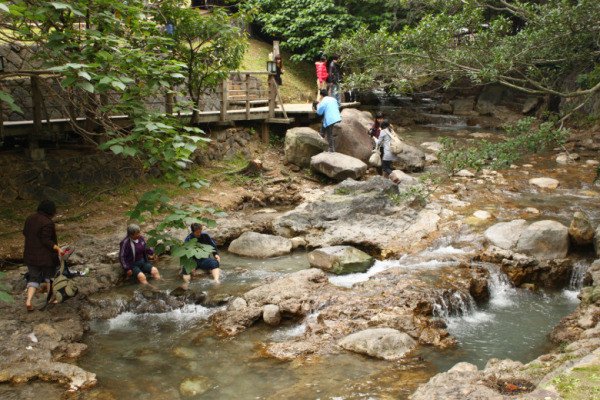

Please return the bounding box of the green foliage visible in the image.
[0,271,14,303]
[438,118,568,174]
[126,188,227,267]
[327,0,600,99]
[242,0,358,61]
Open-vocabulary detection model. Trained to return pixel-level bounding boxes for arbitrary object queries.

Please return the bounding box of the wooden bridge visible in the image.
[1,71,359,142]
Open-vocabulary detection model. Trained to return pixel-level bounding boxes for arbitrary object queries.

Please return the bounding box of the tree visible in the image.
[0,0,247,279]
[158,1,247,124]
[242,0,357,61]
[327,0,600,118]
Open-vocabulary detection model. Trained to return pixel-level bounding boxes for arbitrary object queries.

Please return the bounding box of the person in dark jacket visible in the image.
[328,54,342,105]
[181,223,221,284]
[23,200,64,311]
[274,55,283,86]
[369,112,385,175]
[119,223,162,285]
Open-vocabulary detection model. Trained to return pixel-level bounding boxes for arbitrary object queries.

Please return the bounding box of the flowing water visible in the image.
[79,115,598,398]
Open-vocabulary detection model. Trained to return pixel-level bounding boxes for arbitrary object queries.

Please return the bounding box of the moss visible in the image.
[550,365,600,400]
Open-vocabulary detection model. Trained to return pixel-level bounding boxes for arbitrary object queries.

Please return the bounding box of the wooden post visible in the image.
[273,41,280,58]
[245,74,250,120]
[220,78,229,122]
[31,76,43,133]
[165,92,174,115]
[268,75,276,119]
[261,121,269,144]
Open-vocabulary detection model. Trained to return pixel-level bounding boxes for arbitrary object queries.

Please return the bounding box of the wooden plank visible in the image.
[245,74,250,120]
[220,78,229,122]
[30,76,43,134]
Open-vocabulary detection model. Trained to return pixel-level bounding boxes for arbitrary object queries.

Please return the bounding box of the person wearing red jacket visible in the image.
[315,55,329,101]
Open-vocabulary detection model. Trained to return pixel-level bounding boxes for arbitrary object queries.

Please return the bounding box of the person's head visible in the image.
[275,55,282,65]
[319,89,329,97]
[127,223,141,240]
[320,55,327,62]
[380,119,391,130]
[191,222,203,237]
[332,54,339,61]
[37,200,56,217]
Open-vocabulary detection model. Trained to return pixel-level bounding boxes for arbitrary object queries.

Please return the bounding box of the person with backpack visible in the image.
[23,200,64,311]
[181,223,221,284]
[315,55,329,101]
[316,89,342,152]
[374,119,399,177]
[119,223,162,285]
[328,54,342,105]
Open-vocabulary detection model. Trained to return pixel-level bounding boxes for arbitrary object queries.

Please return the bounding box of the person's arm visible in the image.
[316,100,326,116]
[40,220,63,255]
[119,239,133,270]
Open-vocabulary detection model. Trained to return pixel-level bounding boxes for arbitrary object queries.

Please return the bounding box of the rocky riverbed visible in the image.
[1,115,600,398]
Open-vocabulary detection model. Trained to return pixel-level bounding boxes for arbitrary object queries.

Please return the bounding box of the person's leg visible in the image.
[211,268,221,284]
[382,160,393,176]
[331,84,341,105]
[197,258,220,283]
[131,260,146,284]
[325,124,335,152]
[25,266,42,309]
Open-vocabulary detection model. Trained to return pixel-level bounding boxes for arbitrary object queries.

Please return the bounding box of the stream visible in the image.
[79,112,598,399]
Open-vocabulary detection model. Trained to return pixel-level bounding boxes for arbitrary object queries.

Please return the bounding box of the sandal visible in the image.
[26,305,34,312]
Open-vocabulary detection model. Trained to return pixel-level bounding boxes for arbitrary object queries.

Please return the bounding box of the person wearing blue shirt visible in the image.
[316,89,342,152]
[182,223,221,284]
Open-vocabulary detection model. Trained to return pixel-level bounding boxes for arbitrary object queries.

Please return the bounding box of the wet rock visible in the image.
[179,375,212,397]
[262,304,281,326]
[228,231,292,258]
[338,328,417,360]
[586,260,600,286]
[284,127,328,168]
[307,246,374,275]
[529,177,559,189]
[556,152,579,165]
[64,343,87,359]
[229,297,248,311]
[0,361,97,391]
[212,269,328,335]
[484,219,527,250]
[515,220,569,260]
[569,211,594,245]
[290,237,306,249]
[310,152,368,181]
[473,210,492,220]
[469,277,490,302]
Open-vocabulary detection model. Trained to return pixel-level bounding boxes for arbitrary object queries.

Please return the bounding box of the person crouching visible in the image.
[119,223,162,285]
[181,223,221,284]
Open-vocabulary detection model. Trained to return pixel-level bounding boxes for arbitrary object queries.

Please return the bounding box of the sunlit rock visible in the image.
[529,177,559,189]
[484,219,527,250]
[338,328,417,360]
[179,375,212,398]
[389,170,418,185]
[228,231,292,258]
[556,152,579,164]
[262,304,281,326]
[332,108,374,163]
[473,210,492,220]
[515,220,569,260]
[455,169,475,178]
[307,245,374,275]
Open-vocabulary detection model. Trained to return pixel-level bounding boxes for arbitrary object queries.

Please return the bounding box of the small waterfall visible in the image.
[432,290,475,319]
[486,264,517,307]
[569,261,589,291]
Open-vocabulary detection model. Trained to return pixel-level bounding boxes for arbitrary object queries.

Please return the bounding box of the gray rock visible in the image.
[284,127,328,168]
[332,108,374,163]
[392,142,427,172]
[484,219,527,250]
[569,211,594,245]
[179,375,212,397]
[451,98,476,115]
[262,304,281,326]
[307,245,374,275]
[389,170,418,185]
[339,328,417,360]
[310,152,368,181]
[522,97,540,114]
[515,220,569,260]
[228,231,292,258]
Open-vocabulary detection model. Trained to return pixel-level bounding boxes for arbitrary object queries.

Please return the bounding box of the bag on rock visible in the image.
[47,259,78,304]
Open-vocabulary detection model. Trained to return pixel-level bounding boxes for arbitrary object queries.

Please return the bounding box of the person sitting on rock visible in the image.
[181,223,221,284]
[316,89,342,153]
[119,223,162,285]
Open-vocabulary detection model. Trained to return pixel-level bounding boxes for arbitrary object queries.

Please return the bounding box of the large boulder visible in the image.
[338,328,417,360]
[310,152,368,181]
[284,127,328,168]
[307,245,374,275]
[515,220,569,260]
[569,211,595,246]
[484,219,527,250]
[391,142,427,172]
[332,108,375,162]
[228,231,292,258]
